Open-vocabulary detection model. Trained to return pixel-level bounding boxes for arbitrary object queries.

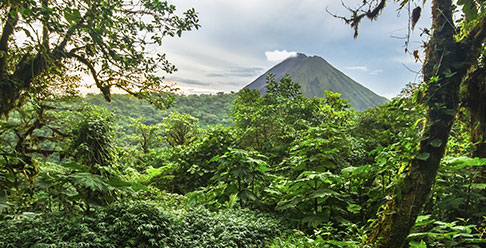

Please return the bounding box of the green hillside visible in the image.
[85,93,236,127]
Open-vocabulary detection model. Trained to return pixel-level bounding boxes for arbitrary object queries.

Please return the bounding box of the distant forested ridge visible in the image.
[84,93,236,127]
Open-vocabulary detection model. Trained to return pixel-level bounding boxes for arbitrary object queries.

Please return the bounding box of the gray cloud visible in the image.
[220,81,248,86]
[167,77,212,86]
[206,67,264,78]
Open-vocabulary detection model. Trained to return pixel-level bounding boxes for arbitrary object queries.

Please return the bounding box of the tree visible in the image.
[212,148,268,207]
[67,105,120,213]
[335,0,486,247]
[162,126,236,194]
[463,58,486,201]
[232,74,323,162]
[129,117,162,154]
[0,0,199,116]
[162,112,199,147]
[69,104,116,175]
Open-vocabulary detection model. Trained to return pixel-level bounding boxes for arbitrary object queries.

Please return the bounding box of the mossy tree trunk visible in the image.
[465,67,486,186]
[467,68,486,158]
[364,0,486,247]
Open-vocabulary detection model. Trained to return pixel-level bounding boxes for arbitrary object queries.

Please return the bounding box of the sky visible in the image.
[159,0,431,99]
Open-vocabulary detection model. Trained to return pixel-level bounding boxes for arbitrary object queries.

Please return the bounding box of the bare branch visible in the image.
[327,0,387,38]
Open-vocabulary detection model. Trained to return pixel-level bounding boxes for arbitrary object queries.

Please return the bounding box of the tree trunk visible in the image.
[364,1,469,247]
[467,68,486,158]
[466,68,486,198]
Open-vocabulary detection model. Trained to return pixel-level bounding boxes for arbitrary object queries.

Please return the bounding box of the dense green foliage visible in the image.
[0,201,284,248]
[1,74,486,247]
[84,93,236,128]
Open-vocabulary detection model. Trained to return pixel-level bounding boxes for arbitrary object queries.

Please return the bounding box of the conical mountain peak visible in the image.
[244,53,388,111]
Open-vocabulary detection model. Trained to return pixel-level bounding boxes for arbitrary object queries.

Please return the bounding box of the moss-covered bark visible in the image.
[467,68,486,158]
[465,67,486,188]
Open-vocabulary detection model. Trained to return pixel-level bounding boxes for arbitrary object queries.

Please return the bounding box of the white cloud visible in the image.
[344,66,369,72]
[165,80,224,95]
[369,69,383,75]
[345,66,383,75]
[265,50,298,62]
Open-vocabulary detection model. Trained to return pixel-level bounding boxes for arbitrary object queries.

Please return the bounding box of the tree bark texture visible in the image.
[467,68,486,158]
[465,68,486,187]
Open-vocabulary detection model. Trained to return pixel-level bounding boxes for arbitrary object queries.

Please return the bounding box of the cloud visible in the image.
[265,50,298,62]
[207,67,264,78]
[344,66,369,72]
[220,81,247,86]
[345,66,382,75]
[166,77,212,86]
[369,69,383,75]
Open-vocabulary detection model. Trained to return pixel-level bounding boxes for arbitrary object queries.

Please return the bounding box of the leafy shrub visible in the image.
[408,215,486,247]
[432,157,486,221]
[157,126,237,193]
[0,202,177,248]
[0,201,284,248]
[179,208,285,248]
[269,222,365,248]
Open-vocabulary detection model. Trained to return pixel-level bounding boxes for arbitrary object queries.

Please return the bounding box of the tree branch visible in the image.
[67,44,93,55]
[41,0,49,50]
[70,53,111,101]
[25,148,58,157]
[55,4,97,54]
[326,0,387,38]
[12,3,97,83]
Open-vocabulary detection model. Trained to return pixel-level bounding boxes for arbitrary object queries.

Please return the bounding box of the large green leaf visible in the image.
[416,152,430,161]
[408,240,427,248]
[310,188,338,199]
[444,156,486,169]
[0,196,12,212]
[69,172,110,192]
